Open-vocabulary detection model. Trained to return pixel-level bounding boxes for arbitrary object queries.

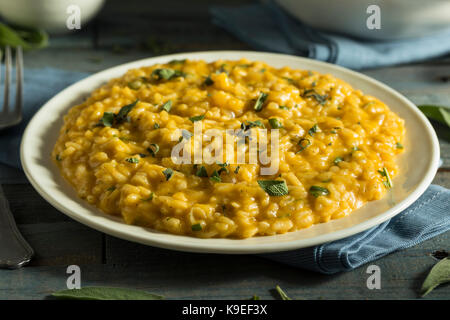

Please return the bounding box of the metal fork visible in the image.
[0,46,33,269]
[0,46,23,130]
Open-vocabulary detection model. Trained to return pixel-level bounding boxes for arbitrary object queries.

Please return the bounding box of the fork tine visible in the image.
[15,46,23,118]
[3,46,11,113]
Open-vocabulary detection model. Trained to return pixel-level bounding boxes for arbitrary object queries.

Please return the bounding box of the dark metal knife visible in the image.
[0,184,33,269]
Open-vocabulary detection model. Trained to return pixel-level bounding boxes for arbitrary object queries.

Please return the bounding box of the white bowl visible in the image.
[276,0,450,40]
[20,51,440,254]
[0,0,105,34]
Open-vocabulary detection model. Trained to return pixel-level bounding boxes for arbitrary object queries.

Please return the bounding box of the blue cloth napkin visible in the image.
[210,2,450,69]
[1,67,449,274]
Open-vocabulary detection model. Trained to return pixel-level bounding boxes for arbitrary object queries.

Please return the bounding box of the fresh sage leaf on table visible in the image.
[0,23,48,50]
[418,105,450,128]
[420,257,450,297]
[52,287,164,300]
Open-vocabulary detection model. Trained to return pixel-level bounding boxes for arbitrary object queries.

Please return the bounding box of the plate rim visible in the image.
[20,50,440,254]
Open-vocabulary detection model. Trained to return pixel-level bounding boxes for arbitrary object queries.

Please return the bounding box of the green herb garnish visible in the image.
[191,223,202,231]
[269,118,283,129]
[125,157,139,164]
[378,167,393,189]
[127,80,143,90]
[210,170,222,182]
[257,180,289,196]
[420,258,450,297]
[168,59,186,65]
[151,68,186,80]
[154,123,160,129]
[279,105,289,110]
[106,186,116,192]
[98,100,139,128]
[308,124,319,136]
[163,168,174,181]
[55,154,62,161]
[189,114,205,122]
[333,157,343,165]
[160,100,172,113]
[309,186,330,197]
[141,193,154,201]
[204,76,214,86]
[147,144,159,157]
[52,287,163,300]
[241,120,265,131]
[275,285,291,300]
[302,89,328,105]
[296,138,311,153]
[195,166,208,177]
[254,92,268,111]
[395,142,404,149]
[234,166,240,174]
[99,112,115,127]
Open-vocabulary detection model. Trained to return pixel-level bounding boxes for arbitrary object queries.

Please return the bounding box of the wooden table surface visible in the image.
[0,0,449,300]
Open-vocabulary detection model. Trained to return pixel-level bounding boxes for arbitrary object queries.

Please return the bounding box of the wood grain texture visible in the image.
[0,0,448,300]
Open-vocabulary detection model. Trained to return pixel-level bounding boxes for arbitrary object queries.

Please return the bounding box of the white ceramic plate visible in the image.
[20,51,440,254]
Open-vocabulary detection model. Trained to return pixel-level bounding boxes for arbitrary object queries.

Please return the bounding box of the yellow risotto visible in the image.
[52,59,405,239]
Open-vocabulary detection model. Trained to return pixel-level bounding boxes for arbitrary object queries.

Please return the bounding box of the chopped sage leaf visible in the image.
[154,123,160,129]
[254,92,268,111]
[56,154,62,161]
[106,186,116,192]
[127,80,143,90]
[142,193,154,201]
[195,166,208,177]
[257,180,289,196]
[302,89,328,105]
[309,186,330,197]
[269,118,283,129]
[163,168,174,181]
[181,130,193,140]
[125,157,139,164]
[234,166,240,174]
[333,157,344,165]
[147,144,159,157]
[308,124,319,136]
[99,112,115,127]
[395,142,404,149]
[279,105,289,110]
[204,76,214,86]
[191,223,202,231]
[115,100,139,124]
[189,114,205,122]
[296,138,311,153]
[168,59,186,65]
[151,68,185,80]
[378,167,393,189]
[241,120,265,131]
[160,100,172,113]
[210,170,222,182]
